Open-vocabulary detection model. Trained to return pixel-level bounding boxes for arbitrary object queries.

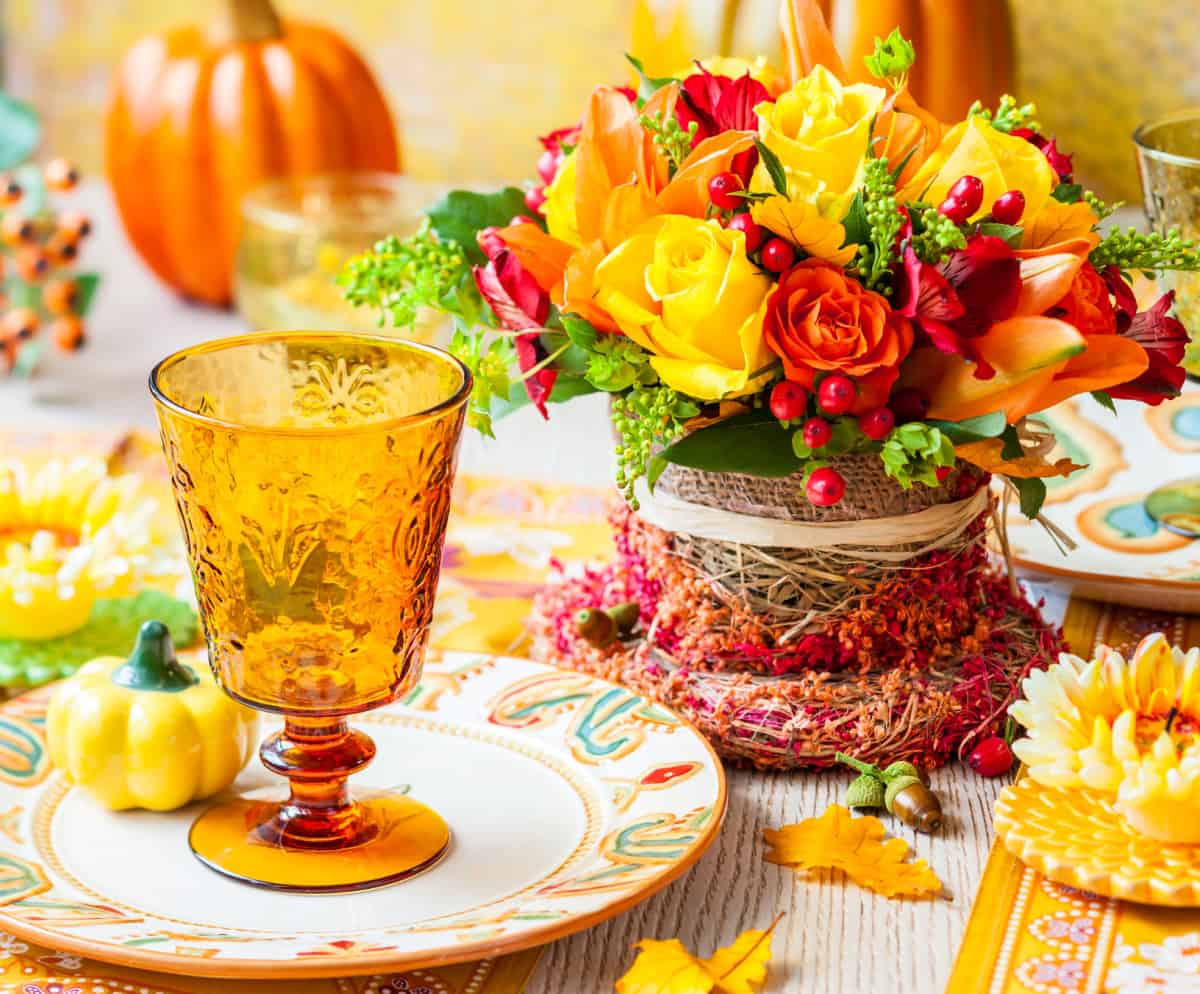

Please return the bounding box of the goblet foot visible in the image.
[188,793,450,893]
[189,716,450,893]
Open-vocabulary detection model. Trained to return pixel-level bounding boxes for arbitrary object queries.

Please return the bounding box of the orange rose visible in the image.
[1047,262,1117,338]
[763,260,914,412]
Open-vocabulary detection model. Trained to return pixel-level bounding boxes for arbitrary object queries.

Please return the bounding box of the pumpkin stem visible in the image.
[211,0,283,44]
[112,620,200,694]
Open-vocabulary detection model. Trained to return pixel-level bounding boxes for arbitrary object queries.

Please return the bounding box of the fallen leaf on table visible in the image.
[763,804,941,899]
[954,437,1083,479]
[615,915,780,994]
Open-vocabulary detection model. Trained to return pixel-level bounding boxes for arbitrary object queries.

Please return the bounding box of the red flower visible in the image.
[473,234,557,417]
[1101,265,1137,331]
[1107,290,1189,404]
[1010,127,1074,183]
[894,234,1021,376]
[675,67,768,178]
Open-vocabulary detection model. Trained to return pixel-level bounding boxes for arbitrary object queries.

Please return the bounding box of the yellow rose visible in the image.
[753,65,886,221]
[543,153,582,248]
[898,116,1058,223]
[593,216,772,400]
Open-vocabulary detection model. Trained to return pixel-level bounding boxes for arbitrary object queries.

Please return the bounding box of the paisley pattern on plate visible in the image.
[1004,384,1200,606]
[0,651,725,980]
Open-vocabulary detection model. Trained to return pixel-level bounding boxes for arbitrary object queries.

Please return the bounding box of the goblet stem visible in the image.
[257,717,379,851]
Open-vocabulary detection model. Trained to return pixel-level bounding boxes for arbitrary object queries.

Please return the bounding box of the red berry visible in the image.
[858,406,895,441]
[806,467,846,507]
[759,237,795,273]
[802,417,832,449]
[727,212,764,253]
[510,214,536,226]
[947,174,984,217]
[817,374,856,415]
[968,736,1014,777]
[536,149,559,185]
[524,186,547,212]
[938,195,971,225]
[708,171,744,210]
[990,189,1026,225]
[889,387,929,424]
[769,380,808,421]
[935,465,953,483]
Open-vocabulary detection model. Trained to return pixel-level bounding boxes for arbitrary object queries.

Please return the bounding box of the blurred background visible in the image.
[7,0,1200,201]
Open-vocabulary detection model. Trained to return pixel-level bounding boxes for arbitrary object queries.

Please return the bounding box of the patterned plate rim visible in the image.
[0,654,728,980]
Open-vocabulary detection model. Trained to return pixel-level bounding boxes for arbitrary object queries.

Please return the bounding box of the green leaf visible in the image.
[562,314,598,350]
[625,54,677,102]
[1000,424,1024,460]
[0,94,40,171]
[1052,182,1084,204]
[74,273,101,316]
[754,139,789,197]
[863,27,916,80]
[1013,476,1048,519]
[841,191,870,247]
[1090,390,1117,414]
[646,453,668,491]
[660,411,802,478]
[927,412,1007,444]
[427,188,533,265]
[977,222,1024,249]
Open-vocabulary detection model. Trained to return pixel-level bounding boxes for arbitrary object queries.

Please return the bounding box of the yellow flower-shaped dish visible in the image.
[995,777,1200,907]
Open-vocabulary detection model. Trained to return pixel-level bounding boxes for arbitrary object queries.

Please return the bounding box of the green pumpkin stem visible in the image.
[112,621,199,693]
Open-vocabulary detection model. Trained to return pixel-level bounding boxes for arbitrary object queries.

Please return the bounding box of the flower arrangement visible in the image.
[345,3,1197,522]
[1010,633,1200,845]
[0,93,98,376]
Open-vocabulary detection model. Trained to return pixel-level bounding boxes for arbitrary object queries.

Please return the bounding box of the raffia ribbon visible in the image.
[632,480,991,562]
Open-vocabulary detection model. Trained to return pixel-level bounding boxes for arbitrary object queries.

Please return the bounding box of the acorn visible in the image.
[845,773,885,810]
[575,600,640,648]
[835,752,943,833]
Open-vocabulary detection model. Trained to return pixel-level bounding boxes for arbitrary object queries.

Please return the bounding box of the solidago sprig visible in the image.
[857,157,903,291]
[910,205,967,264]
[1090,226,1200,274]
[967,94,1041,134]
[639,111,697,173]
[611,384,698,507]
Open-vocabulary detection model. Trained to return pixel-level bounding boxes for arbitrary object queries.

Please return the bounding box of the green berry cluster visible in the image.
[967,94,1041,134]
[857,157,903,291]
[910,205,967,265]
[639,111,698,172]
[340,225,471,330]
[1082,190,1123,223]
[611,384,687,507]
[449,329,517,439]
[1090,225,1200,274]
[880,422,956,489]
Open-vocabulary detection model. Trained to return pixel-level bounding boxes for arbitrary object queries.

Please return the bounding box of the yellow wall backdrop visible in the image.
[5,0,1200,200]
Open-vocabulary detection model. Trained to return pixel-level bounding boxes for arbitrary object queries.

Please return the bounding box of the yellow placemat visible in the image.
[948,601,1200,994]
[0,430,619,994]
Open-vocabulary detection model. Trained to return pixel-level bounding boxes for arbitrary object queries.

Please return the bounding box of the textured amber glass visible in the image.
[151,332,469,893]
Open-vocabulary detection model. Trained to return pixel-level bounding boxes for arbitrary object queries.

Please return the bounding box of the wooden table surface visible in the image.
[0,183,1077,994]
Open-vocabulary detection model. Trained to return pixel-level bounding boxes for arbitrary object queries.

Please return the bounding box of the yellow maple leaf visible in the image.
[615,917,780,994]
[954,437,1084,479]
[750,195,857,266]
[763,805,942,899]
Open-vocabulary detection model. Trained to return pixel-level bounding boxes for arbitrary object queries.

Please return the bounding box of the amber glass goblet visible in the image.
[150,332,470,893]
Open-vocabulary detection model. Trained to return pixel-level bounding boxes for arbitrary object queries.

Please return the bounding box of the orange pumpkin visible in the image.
[814,0,1013,122]
[105,0,399,307]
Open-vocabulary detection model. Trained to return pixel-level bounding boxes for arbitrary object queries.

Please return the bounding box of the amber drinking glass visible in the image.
[150,332,470,893]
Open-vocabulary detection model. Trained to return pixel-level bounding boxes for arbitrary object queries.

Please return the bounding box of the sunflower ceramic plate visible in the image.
[995,778,1200,907]
[0,650,725,979]
[1004,382,1200,610]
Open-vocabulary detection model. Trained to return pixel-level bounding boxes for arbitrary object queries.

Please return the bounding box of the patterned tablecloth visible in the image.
[2,430,1198,994]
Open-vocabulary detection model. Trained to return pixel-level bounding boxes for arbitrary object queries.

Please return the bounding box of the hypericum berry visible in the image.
[817,374,856,415]
[968,736,1014,777]
[935,465,953,483]
[726,212,764,253]
[0,213,33,245]
[889,387,929,423]
[760,237,795,273]
[938,196,970,225]
[802,417,832,449]
[0,175,20,205]
[44,233,78,264]
[15,246,48,282]
[44,157,79,191]
[2,307,39,341]
[858,407,895,441]
[990,189,1026,225]
[524,186,547,212]
[707,171,744,210]
[42,279,78,316]
[50,316,85,352]
[536,149,559,185]
[807,467,846,507]
[57,209,92,239]
[947,174,984,217]
[769,380,808,421]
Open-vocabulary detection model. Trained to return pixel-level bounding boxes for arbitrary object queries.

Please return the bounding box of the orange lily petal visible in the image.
[1026,335,1150,412]
[1016,252,1085,316]
[559,239,619,333]
[780,0,846,84]
[872,86,946,188]
[493,223,573,295]
[657,130,757,216]
[1020,200,1100,253]
[603,180,662,250]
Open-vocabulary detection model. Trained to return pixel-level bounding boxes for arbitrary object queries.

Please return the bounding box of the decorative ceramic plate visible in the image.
[995,778,1200,907]
[1004,383,1200,610]
[0,650,725,979]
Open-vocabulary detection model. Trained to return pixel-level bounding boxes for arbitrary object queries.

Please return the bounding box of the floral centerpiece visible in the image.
[345,0,1200,769]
